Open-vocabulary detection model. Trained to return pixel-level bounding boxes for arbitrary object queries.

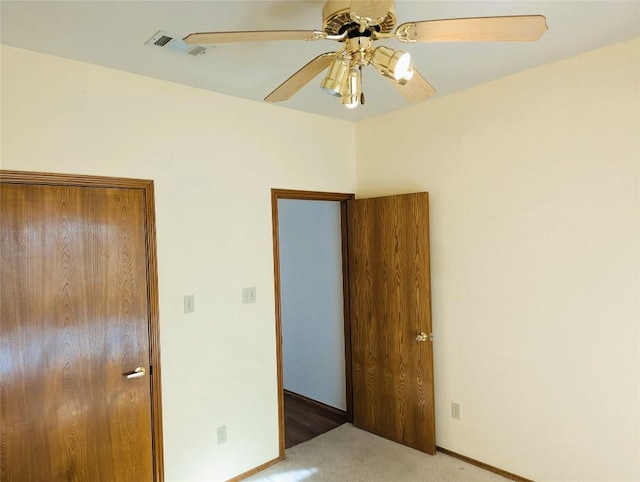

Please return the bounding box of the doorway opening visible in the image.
[271,189,354,457]
[272,189,436,460]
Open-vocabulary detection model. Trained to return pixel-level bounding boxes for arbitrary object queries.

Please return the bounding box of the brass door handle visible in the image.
[416,332,428,342]
[124,367,146,379]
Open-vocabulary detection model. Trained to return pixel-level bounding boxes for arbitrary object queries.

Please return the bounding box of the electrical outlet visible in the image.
[184,295,195,313]
[451,402,461,420]
[242,287,256,304]
[217,425,227,444]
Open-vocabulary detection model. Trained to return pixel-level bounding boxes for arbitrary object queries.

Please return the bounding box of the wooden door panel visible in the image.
[348,192,435,454]
[0,184,153,481]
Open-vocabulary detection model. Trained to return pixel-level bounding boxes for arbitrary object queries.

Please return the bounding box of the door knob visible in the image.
[416,332,428,342]
[124,367,146,379]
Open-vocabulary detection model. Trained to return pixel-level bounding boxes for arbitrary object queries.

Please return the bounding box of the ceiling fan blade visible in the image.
[184,30,321,45]
[349,0,394,24]
[265,52,336,103]
[396,15,548,43]
[389,70,436,103]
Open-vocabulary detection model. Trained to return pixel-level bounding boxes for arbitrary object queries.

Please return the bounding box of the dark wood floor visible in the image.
[284,390,348,449]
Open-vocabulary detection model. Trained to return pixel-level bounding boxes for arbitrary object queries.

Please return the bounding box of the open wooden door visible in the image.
[347,192,435,454]
[0,172,163,481]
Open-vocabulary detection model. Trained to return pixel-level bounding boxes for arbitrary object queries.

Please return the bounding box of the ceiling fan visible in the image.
[184,0,547,109]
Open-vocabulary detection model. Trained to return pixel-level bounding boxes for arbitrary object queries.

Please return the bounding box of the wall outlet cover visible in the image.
[217,425,227,444]
[242,287,256,304]
[451,402,461,420]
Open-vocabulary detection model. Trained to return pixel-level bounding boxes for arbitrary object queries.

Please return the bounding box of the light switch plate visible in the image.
[184,295,195,313]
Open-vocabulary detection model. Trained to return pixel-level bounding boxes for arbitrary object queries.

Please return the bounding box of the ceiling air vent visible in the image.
[154,35,172,47]
[145,30,209,56]
[186,45,207,57]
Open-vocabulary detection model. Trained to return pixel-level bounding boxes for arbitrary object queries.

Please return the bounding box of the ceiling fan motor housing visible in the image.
[322,0,397,36]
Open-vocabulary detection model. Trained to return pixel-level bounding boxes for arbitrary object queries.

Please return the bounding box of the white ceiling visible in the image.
[2,1,639,122]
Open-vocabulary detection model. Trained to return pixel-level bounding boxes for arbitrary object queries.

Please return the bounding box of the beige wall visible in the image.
[356,38,640,481]
[2,37,639,481]
[0,45,356,481]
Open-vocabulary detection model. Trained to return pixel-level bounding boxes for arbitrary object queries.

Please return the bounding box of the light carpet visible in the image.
[246,423,509,482]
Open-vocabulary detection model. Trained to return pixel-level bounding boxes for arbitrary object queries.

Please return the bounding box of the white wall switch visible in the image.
[184,295,195,313]
[217,425,227,444]
[242,287,256,304]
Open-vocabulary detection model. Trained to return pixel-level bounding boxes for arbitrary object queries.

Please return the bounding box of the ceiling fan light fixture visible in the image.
[371,46,412,81]
[397,66,414,85]
[321,57,351,97]
[341,67,361,109]
[344,99,358,109]
[393,52,412,80]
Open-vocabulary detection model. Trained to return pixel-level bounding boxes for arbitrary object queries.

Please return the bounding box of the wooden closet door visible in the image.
[348,192,436,454]
[1,183,154,481]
